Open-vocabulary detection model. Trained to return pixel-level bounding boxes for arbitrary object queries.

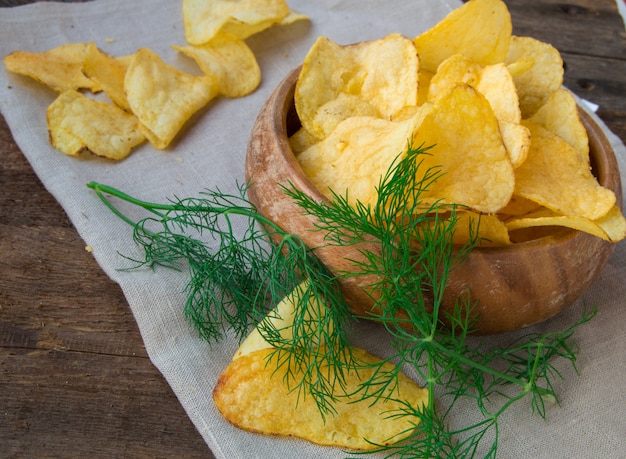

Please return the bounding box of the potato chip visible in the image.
[515,120,615,220]
[276,8,309,26]
[498,194,541,217]
[214,346,428,450]
[476,62,521,124]
[311,92,380,138]
[297,112,427,207]
[173,33,261,98]
[124,48,218,149]
[417,69,434,106]
[82,42,131,111]
[595,206,626,242]
[295,34,419,139]
[289,127,318,155]
[220,6,308,38]
[220,281,428,449]
[427,54,528,167]
[412,84,515,213]
[529,88,589,161]
[4,43,101,93]
[505,205,626,243]
[505,36,564,117]
[233,280,330,360]
[499,120,530,168]
[413,0,512,73]
[47,90,144,160]
[453,211,511,247]
[183,0,290,45]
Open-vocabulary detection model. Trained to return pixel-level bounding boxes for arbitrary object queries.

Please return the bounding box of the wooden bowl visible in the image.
[245,66,623,334]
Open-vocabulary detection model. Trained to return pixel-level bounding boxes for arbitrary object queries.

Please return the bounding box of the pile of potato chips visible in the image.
[3,0,307,160]
[291,0,626,246]
[214,281,429,450]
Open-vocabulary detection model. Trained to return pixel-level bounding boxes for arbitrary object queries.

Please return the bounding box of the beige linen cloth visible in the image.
[1,1,625,457]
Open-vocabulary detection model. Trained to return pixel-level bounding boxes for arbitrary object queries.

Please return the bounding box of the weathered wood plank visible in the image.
[0,113,214,458]
[505,0,626,59]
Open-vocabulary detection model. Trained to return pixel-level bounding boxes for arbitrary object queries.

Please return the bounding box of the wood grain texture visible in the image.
[1,0,625,457]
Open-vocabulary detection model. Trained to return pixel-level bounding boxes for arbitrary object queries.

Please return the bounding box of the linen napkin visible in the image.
[1,1,625,458]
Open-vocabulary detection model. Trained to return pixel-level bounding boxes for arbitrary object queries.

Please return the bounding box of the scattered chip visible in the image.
[82,42,131,111]
[453,211,511,247]
[173,33,261,98]
[295,34,419,139]
[183,0,291,45]
[413,0,512,72]
[218,284,428,450]
[215,347,428,450]
[233,280,329,360]
[124,48,218,149]
[4,43,101,93]
[47,90,144,160]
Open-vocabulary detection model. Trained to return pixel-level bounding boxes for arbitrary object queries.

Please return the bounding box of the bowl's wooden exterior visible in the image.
[246,66,623,334]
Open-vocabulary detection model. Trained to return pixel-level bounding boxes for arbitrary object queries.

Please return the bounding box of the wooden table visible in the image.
[1,1,625,457]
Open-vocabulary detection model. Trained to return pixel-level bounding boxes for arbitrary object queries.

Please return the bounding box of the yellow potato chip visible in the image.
[417,68,434,106]
[413,0,512,73]
[214,346,428,450]
[295,34,419,139]
[299,84,515,214]
[221,6,308,38]
[276,8,309,26]
[427,54,528,167]
[505,205,626,242]
[529,88,589,161]
[47,90,144,160]
[4,43,101,93]
[173,34,261,98]
[428,54,522,123]
[412,84,515,213]
[288,127,318,155]
[505,36,564,117]
[124,48,218,149]
[498,194,541,217]
[595,205,626,242]
[233,280,329,360]
[515,120,615,220]
[297,112,427,207]
[183,0,290,45]
[499,120,530,168]
[506,57,534,77]
[311,92,380,138]
[476,62,521,124]
[82,42,131,111]
[451,211,511,247]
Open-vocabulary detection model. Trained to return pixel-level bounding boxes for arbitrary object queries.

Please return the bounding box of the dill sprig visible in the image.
[87,180,355,418]
[285,143,596,458]
[87,142,595,457]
